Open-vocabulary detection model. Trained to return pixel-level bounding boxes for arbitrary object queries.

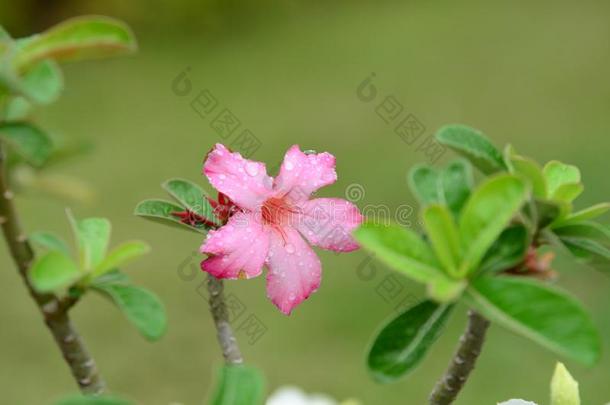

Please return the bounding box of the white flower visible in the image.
[266,386,337,405]
[498,400,538,405]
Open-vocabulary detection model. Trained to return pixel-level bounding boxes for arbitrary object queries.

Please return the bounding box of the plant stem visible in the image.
[429,310,490,405]
[206,274,243,365]
[0,144,105,394]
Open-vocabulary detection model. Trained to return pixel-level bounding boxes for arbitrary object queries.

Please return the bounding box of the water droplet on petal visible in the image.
[245,162,259,176]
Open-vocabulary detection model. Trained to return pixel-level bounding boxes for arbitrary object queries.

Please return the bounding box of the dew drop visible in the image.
[245,162,259,176]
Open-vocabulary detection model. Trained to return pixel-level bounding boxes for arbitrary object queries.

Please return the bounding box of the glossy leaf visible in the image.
[0,122,53,166]
[29,231,71,256]
[353,222,445,284]
[554,221,610,243]
[435,125,506,174]
[553,183,583,203]
[209,365,265,405]
[368,300,454,382]
[15,16,136,69]
[479,224,529,274]
[29,251,81,292]
[422,204,461,277]
[466,276,600,366]
[162,178,219,226]
[93,283,166,341]
[508,152,547,198]
[68,212,111,271]
[92,240,150,278]
[458,175,528,276]
[554,202,610,227]
[134,199,206,233]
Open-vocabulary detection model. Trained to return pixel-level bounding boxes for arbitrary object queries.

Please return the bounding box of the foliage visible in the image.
[355,124,607,381]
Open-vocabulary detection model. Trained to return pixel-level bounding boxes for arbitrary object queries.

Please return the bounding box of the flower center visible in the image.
[261,197,299,227]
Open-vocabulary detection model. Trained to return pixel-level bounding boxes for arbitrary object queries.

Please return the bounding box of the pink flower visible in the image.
[200,144,363,314]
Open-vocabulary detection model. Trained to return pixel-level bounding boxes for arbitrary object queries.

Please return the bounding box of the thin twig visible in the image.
[429,310,490,405]
[206,273,243,365]
[0,144,105,394]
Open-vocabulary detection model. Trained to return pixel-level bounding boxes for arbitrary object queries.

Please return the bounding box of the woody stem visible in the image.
[0,143,105,394]
[206,273,243,364]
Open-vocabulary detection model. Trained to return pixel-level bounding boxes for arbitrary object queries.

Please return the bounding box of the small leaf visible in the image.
[553,183,583,203]
[29,251,81,292]
[505,146,547,198]
[409,165,440,205]
[368,300,454,382]
[17,60,63,104]
[93,283,166,341]
[353,222,446,285]
[0,122,53,166]
[162,178,219,226]
[543,161,581,200]
[458,175,528,276]
[440,159,473,216]
[15,16,137,69]
[554,221,610,243]
[67,212,111,271]
[422,204,461,277]
[550,362,580,405]
[559,237,610,271]
[531,198,563,229]
[92,240,150,279]
[91,270,130,287]
[209,365,265,405]
[54,395,134,405]
[435,125,506,174]
[134,199,207,234]
[554,202,610,227]
[30,231,71,256]
[479,224,529,274]
[427,277,466,302]
[466,276,600,366]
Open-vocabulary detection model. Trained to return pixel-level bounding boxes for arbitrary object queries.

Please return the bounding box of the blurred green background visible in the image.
[1,0,610,404]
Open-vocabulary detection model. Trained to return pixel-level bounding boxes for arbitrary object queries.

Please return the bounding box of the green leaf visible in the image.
[559,237,610,270]
[531,198,563,229]
[550,362,581,405]
[4,96,32,120]
[209,365,265,405]
[368,300,454,382]
[479,224,529,274]
[353,222,445,285]
[422,204,461,277]
[458,175,528,276]
[554,221,610,243]
[553,183,583,203]
[17,60,63,104]
[543,160,581,200]
[440,159,473,217]
[67,212,111,271]
[409,165,440,205]
[0,122,53,166]
[29,231,71,256]
[29,251,81,292]
[54,395,134,405]
[505,146,547,198]
[92,240,150,279]
[554,202,610,227]
[162,178,219,226]
[435,125,506,174]
[427,277,466,302]
[15,16,137,69]
[466,276,600,366]
[93,283,166,341]
[134,199,208,234]
[91,270,130,287]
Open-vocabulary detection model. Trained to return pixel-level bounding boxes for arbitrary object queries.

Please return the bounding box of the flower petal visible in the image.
[297,198,362,252]
[203,144,273,210]
[266,228,321,315]
[200,212,269,279]
[273,145,337,202]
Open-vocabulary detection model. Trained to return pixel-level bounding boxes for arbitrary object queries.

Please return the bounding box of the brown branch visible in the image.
[206,274,243,365]
[429,310,490,405]
[0,144,105,394]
